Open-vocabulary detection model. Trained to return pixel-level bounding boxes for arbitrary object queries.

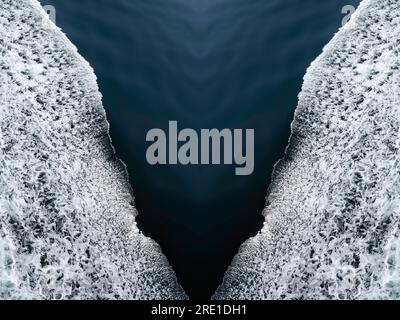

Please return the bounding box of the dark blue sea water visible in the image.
[43,0,360,298]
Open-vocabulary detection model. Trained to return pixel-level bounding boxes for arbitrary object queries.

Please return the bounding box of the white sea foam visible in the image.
[0,0,186,299]
[214,0,400,299]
